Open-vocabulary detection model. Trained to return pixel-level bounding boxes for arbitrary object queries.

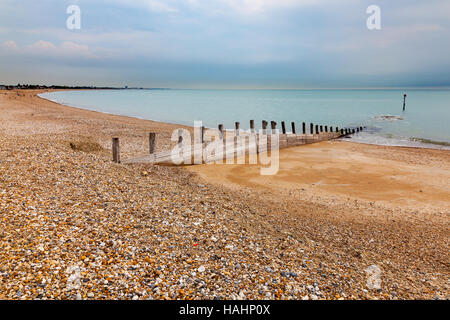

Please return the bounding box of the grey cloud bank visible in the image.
[0,0,449,88]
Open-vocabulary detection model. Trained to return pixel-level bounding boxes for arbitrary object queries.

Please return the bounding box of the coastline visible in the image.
[37,89,450,151]
[0,89,448,300]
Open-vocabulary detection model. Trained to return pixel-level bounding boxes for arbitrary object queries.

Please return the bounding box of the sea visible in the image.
[39,89,450,150]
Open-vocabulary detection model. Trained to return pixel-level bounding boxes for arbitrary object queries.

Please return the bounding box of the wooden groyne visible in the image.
[113,120,365,165]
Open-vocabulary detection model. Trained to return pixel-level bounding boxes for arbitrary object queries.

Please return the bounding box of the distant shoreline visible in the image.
[2,85,450,91]
[37,88,450,152]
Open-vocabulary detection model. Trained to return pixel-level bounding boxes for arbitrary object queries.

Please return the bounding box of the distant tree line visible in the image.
[0,84,170,90]
[0,84,123,90]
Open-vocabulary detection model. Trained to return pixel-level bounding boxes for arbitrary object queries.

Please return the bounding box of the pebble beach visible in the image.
[0,89,448,300]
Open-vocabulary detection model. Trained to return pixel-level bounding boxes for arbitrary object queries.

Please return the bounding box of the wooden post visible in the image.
[262,120,268,134]
[291,122,296,134]
[325,126,328,133]
[178,129,184,147]
[315,125,319,134]
[340,129,344,135]
[320,125,323,133]
[149,133,156,154]
[330,127,333,133]
[218,124,224,137]
[250,120,255,132]
[271,121,277,133]
[303,122,306,134]
[345,129,348,135]
[310,123,314,134]
[403,94,407,111]
[235,122,240,136]
[352,129,356,134]
[281,121,286,134]
[336,127,339,133]
[360,126,363,131]
[201,126,205,143]
[112,138,120,163]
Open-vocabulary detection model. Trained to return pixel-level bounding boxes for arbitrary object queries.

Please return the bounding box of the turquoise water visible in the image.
[39,89,450,150]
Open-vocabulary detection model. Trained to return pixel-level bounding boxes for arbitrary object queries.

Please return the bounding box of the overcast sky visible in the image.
[0,0,449,88]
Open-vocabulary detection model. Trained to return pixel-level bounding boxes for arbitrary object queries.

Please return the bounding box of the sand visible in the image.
[0,89,448,300]
[188,140,450,214]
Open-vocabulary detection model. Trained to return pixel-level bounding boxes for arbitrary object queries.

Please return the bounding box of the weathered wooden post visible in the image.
[281,121,286,134]
[340,129,344,135]
[315,125,319,134]
[330,127,333,133]
[112,137,120,163]
[325,126,328,133]
[250,120,255,133]
[235,122,240,136]
[149,133,156,154]
[271,121,277,133]
[178,129,184,147]
[291,122,296,134]
[218,124,224,137]
[336,127,339,133]
[310,123,314,134]
[320,125,323,133]
[262,120,268,134]
[352,129,356,134]
[303,122,306,134]
[345,128,348,135]
[200,126,205,143]
[403,94,407,111]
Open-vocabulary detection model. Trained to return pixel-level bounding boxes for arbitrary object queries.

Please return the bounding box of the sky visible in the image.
[0,0,449,88]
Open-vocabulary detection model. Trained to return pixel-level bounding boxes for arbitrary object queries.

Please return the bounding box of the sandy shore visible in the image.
[188,140,450,216]
[0,89,448,300]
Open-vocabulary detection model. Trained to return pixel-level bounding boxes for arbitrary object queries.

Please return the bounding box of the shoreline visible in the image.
[6,89,450,214]
[0,89,448,300]
[37,89,450,152]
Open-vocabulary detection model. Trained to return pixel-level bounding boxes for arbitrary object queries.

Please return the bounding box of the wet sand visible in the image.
[188,140,450,214]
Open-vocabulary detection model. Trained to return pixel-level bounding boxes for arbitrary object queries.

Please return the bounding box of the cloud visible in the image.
[111,0,178,13]
[0,0,449,87]
[29,40,95,58]
[110,0,343,16]
[1,40,19,50]
[146,0,178,13]
[219,0,325,14]
[1,40,96,59]
[29,40,57,51]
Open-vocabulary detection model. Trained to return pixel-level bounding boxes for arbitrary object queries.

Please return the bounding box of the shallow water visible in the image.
[40,89,450,150]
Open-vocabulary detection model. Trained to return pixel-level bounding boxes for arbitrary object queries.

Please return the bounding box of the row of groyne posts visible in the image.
[112,120,365,164]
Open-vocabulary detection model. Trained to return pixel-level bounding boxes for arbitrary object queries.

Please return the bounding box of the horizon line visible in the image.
[3,84,450,91]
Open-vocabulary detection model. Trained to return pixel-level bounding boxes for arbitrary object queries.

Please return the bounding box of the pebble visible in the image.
[0,91,447,301]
